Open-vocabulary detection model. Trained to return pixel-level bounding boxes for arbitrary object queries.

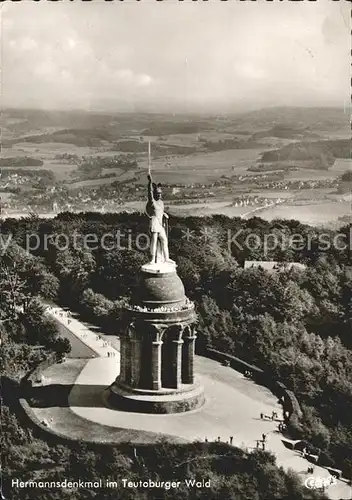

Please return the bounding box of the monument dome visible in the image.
[133,263,186,309]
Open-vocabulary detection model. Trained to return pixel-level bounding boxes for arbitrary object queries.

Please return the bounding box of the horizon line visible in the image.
[2,103,350,116]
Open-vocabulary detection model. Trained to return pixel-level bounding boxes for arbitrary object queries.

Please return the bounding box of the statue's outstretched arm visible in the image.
[147,174,154,203]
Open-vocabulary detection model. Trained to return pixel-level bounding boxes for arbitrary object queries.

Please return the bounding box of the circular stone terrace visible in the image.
[26,306,351,500]
[124,297,195,323]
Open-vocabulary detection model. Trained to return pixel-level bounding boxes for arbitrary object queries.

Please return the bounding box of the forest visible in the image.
[0,157,44,167]
[1,211,351,498]
[260,139,350,166]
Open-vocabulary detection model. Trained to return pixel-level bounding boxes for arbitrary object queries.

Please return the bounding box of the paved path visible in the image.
[70,356,281,446]
[55,320,98,359]
[43,303,351,500]
[68,356,351,499]
[45,305,118,359]
[31,359,185,445]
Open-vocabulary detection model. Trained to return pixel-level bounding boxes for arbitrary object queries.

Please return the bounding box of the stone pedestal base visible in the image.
[108,377,205,414]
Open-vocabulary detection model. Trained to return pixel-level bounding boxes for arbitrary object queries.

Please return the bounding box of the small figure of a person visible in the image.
[217,436,221,443]
[260,413,264,420]
[262,433,266,442]
[205,437,208,443]
[229,436,233,445]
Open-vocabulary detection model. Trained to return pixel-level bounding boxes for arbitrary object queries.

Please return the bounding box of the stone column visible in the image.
[182,330,196,384]
[123,323,135,386]
[170,338,184,389]
[124,337,132,385]
[119,336,126,383]
[150,325,165,390]
[130,335,141,388]
[151,340,163,390]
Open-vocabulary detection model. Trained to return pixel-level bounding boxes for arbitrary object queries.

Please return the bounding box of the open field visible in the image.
[0,161,77,182]
[135,149,266,185]
[143,131,260,145]
[2,195,349,227]
[0,193,14,202]
[257,201,351,225]
[330,158,352,172]
[3,140,266,187]
[291,188,343,200]
[245,190,294,199]
[168,201,256,218]
[43,161,78,181]
[4,142,97,155]
[67,176,123,190]
[286,170,340,181]
[166,199,350,225]
[2,107,350,226]
[254,137,297,147]
[318,130,352,140]
[141,148,264,170]
[100,167,125,176]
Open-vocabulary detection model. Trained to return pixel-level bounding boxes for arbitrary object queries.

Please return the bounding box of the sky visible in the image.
[1,0,350,113]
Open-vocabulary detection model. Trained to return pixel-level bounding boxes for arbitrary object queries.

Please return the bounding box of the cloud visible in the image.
[136,74,153,87]
[1,0,350,112]
[9,37,38,51]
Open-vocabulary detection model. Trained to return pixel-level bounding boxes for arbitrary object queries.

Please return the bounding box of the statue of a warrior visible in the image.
[145,174,173,265]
